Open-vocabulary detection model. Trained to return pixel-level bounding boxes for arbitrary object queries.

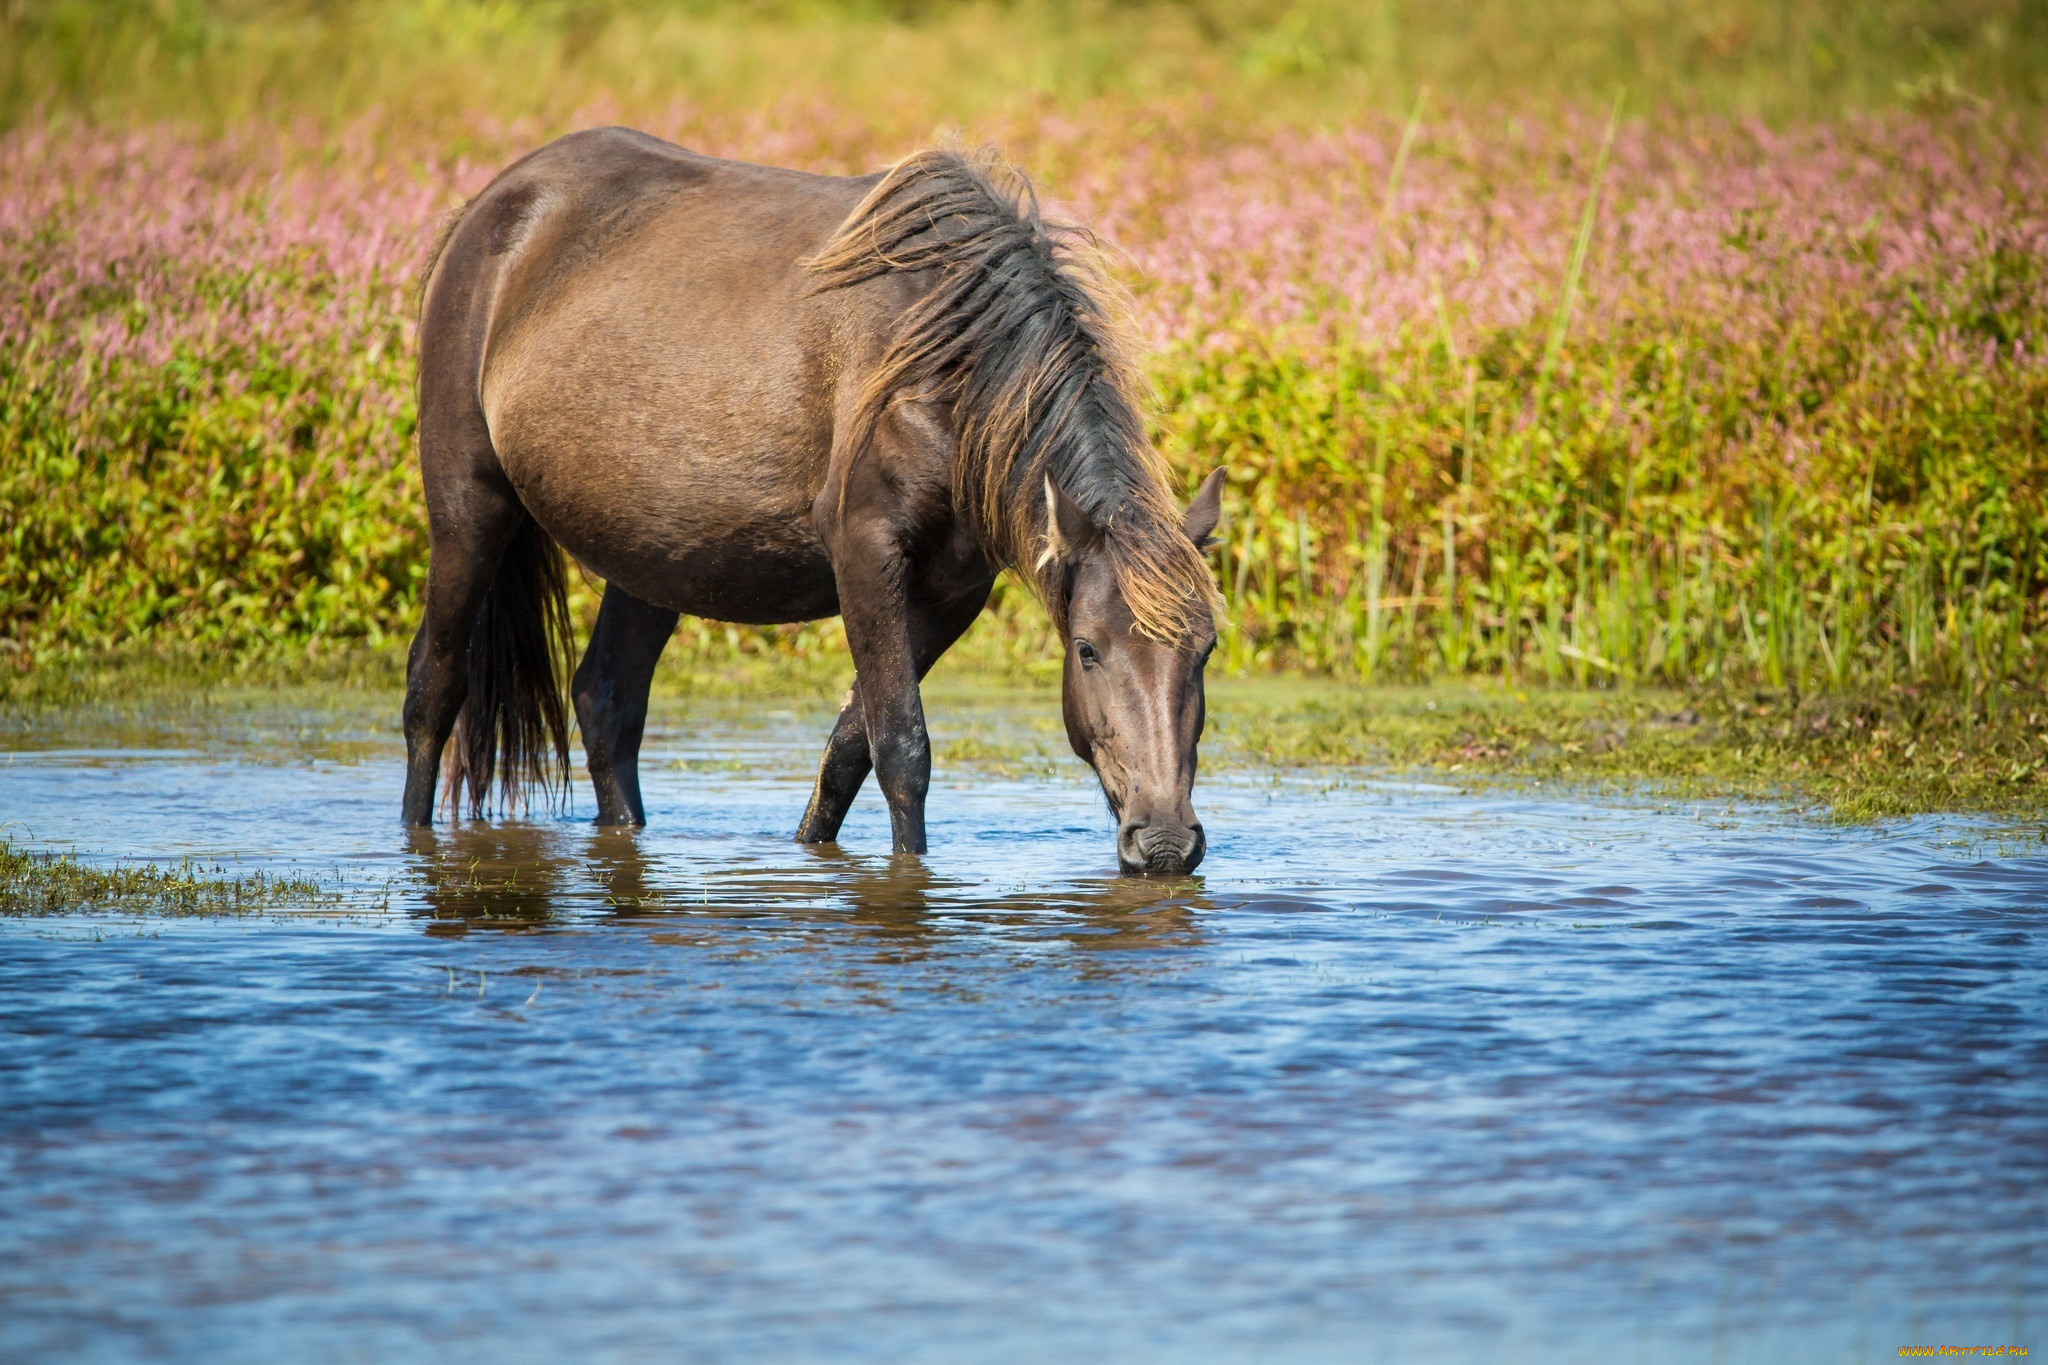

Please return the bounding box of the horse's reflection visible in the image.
[407,824,1208,953]
[407,823,583,934]
[604,835,1207,954]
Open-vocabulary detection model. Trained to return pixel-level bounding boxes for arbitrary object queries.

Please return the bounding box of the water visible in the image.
[2,686,2043,1362]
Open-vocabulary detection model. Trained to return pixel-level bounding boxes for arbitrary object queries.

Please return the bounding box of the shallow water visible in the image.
[2,687,2043,1363]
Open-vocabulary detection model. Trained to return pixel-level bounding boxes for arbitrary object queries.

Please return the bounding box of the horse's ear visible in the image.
[1183,467,1226,550]
[1039,476,1102,569]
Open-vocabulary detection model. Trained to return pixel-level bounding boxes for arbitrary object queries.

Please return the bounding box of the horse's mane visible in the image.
[806,146,1218,642]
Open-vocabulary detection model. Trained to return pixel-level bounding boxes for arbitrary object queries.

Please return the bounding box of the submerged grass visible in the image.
[900,666,2048,826]
[10,647,2048,833]
[0,838,332,915]
[1217,679,2048,824]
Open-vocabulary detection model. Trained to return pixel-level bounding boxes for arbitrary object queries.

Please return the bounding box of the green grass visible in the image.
[0,838,334,915]
[1163,310,2048,693]
[0,641,410,709]
[5,0,2041,133]
[11,278,2044,696]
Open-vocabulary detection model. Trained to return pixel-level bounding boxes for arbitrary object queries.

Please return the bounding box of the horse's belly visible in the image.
[484,313,842,623]
[577,515,837,626]
[496,435,839,625]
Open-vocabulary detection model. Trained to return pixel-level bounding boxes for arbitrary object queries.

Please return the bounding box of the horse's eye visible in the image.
[1075,639,1099,667]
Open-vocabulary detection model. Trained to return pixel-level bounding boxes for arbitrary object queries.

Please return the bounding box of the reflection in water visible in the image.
[406,823,586,932]
[411,821,1210,957]
[0,693,2043,1362]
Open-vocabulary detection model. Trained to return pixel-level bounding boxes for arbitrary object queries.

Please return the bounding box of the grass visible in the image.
[0,641,412,709]
[0,838,333,915]
[4,0,2041,134]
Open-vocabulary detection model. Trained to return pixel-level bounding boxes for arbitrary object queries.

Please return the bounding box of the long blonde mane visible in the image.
[807,146,1218,641]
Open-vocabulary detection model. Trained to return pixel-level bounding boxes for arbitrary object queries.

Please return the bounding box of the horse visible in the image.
[401,128,1225,875]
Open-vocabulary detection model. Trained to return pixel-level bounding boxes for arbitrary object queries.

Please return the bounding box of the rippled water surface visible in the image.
[2,686,2043,1362]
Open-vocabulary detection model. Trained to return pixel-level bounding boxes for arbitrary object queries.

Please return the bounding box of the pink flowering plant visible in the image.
[3,102,2044,691]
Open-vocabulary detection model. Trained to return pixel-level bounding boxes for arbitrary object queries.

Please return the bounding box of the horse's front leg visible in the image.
[795,685,871,844]
[830,537,934,854]
[796,583,989,844]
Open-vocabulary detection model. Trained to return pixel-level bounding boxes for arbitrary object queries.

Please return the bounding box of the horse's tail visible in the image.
[444,516,574,818]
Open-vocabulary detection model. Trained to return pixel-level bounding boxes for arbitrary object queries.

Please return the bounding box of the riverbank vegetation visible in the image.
[8,652,2048,827]
[4,0,2046,821]
[1218,678,2048,824]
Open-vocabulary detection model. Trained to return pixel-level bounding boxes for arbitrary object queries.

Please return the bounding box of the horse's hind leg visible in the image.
[400,371,526,825]
[796,582,990,845]
[400,492,525,824]
[573,584,679,826]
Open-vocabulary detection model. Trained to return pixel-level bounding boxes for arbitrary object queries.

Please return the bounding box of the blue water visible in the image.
[1,688,2042,1362]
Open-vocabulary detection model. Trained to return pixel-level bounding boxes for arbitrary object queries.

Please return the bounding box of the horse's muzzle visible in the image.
[1117,820,1206,876]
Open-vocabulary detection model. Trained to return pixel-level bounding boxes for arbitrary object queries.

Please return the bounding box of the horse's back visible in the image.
[434,128,893,623]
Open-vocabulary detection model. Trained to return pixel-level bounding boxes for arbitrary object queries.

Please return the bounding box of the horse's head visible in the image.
[1046,468,1225,876]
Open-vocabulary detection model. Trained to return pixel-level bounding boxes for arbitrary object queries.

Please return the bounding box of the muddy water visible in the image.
[1,688,2043,1362]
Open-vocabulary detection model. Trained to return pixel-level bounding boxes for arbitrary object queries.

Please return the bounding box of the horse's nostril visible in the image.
[1136,826,1182,858]
[1120,822,1205,876]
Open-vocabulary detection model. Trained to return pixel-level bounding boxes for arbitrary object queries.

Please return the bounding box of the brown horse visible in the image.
[401,129,1224,875]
